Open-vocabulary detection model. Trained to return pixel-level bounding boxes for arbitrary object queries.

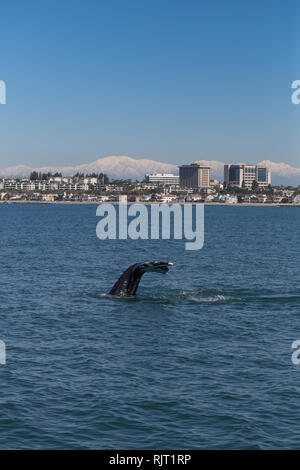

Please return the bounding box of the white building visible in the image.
[145,173,179,185]
[84,177,98,185]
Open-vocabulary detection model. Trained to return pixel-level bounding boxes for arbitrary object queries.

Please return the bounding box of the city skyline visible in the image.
[0,0,299,169]
[3,154,300,186]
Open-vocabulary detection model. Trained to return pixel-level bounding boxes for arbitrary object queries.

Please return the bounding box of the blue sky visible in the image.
[0,0,299,168]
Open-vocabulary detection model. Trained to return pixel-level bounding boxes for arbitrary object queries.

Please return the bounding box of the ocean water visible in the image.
[0,203,300,449]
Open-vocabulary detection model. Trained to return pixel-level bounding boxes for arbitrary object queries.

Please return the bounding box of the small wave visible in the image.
[89,291,237,304]
[90,292,137,301]
[90,293,108,299]
[187,294,233,303]
[176,289,241,303]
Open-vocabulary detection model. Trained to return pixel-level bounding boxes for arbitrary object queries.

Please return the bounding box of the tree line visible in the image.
[29,171,109,184]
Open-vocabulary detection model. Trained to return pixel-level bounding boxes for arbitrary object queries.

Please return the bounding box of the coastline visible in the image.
[0,200,299,207]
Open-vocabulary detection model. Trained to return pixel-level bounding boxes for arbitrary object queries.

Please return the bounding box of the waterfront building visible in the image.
[224,164,271,188]
[179,163,211,188]
[145,173,179,185]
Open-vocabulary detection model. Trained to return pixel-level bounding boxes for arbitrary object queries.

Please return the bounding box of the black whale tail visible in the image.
[109,261,173,297]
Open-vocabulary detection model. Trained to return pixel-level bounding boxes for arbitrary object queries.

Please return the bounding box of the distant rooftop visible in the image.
[178,163,211,169]
[145,173,178,177]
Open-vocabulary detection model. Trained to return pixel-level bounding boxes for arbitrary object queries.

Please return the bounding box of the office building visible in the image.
[145,173,179,185]
[179,164,211,188]
[224,164,271,188]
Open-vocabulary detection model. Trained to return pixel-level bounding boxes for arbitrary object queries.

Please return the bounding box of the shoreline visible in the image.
[0,200,299,207]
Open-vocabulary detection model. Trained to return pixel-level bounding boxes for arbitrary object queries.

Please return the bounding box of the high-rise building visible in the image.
[179,163,211,188]
[224,164,271,188]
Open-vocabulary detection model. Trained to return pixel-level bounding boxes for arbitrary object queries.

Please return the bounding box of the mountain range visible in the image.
[0,155,299,186]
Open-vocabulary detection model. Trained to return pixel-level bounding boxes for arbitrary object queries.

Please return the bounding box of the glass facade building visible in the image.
[224,164,271,188]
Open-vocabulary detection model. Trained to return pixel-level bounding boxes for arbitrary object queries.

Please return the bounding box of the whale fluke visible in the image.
[109,261,173,297]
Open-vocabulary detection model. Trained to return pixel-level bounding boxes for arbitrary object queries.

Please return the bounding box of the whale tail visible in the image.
[109,261,173,297]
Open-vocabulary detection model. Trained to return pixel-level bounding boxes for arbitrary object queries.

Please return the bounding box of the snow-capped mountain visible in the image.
[0,155,299,185]
[0,156,178,181]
